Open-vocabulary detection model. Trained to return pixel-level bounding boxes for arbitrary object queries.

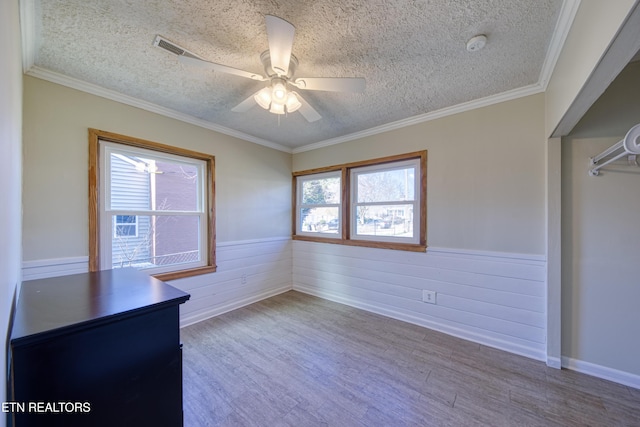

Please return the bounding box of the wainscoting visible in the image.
[22,256,90,280]
[21,238,640,388]
[21,237,293,328]
[292,241,547,361]
[173,238,292,327]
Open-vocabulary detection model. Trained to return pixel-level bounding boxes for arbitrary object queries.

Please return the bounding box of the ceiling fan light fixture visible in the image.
[270,101,285,115]
[286,92,302,113]
[254,87,272,109]
[272,80,287,102]
[180,15,365,123]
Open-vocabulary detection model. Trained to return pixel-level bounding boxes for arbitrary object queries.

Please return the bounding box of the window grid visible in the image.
[114,215,138,238]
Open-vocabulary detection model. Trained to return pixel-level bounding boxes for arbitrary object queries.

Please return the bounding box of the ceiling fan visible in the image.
[177,15,366,122]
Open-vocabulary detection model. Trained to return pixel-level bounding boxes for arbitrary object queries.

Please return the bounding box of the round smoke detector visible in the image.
[466,35,487,52]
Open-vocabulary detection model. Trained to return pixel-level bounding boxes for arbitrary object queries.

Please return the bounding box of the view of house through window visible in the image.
[108,146,203,269]
[89,129,216,280]
[293,151,427,251]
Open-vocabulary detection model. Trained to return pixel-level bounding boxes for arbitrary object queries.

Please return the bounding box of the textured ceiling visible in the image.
[26,0,566,151]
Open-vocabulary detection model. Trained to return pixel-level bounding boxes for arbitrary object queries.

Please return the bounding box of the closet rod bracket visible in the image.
[588,123,640,176]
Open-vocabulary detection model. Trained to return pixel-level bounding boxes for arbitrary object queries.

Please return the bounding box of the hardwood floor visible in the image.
[181,291,640,426]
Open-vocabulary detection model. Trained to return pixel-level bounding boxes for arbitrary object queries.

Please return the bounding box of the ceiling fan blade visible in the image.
[296,93,321,122]
[293,77,366,93]
[231,91,260,113]
[265,15,295,76]
[179,55,266,81]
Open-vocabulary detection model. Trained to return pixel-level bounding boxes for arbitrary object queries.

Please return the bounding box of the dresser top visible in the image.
[11,268,190,344]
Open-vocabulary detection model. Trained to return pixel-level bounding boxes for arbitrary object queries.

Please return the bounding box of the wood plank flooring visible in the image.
[181,291,640,426]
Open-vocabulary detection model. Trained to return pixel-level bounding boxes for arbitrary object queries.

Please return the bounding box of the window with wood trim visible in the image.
[89,129,216,281]
[296,171,342,238]
[293,151,427,251]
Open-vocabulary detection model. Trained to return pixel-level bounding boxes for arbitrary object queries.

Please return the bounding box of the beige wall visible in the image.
[294,94,547,255]
[562,60,640,375]
[545,0,637,136]
[22,76,292,262]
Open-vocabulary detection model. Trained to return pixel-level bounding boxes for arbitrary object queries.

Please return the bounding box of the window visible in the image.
[351,158,420,244]
[293,151,427,251]
[296,171,342,238]
[89,129,216,280]
[114,215,138,237]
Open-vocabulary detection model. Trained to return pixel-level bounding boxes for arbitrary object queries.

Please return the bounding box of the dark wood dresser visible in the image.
[8,268,190,427]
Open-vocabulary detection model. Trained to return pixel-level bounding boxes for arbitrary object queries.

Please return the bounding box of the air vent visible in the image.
[152,35,197,58]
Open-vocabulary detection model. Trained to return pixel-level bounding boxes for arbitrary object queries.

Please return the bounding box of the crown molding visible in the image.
[26,67,292,153]
[27,61,544,156]
[294,0,582,154]
[293,82,545,153]
[19,1,291,153]
[538,0,582,90]
[20,0,579,155]
[19,0,36,72]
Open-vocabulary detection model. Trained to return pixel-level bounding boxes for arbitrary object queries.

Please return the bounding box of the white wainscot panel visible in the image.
[292,241,547,360]
[172,238,293,326]
[22,256,90,280]
[21,238,293,327]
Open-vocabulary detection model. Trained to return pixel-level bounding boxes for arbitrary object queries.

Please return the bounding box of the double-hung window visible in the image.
[351,158,420,244]
[296,171,342,238]
[293,151,427,251]
[89,129,216,280]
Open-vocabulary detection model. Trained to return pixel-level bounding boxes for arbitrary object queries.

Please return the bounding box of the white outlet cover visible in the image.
[422,290,436,304]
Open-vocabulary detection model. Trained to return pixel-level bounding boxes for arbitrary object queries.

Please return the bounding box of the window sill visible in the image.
[153,265,217,282]
[292,235,426,252]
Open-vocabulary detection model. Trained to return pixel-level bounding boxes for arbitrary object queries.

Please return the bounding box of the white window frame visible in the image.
[113,214,138,238]
[350,158,420,244]
[100,141,208,275]
[295,171,342,239]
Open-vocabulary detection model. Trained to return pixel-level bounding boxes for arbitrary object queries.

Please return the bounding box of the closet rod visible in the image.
[589,123,640,176]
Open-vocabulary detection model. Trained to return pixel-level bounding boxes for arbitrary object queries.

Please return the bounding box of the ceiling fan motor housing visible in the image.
[260,50,298,79]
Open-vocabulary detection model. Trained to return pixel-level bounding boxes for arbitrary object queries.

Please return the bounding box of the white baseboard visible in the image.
[562,356,640,390]
[179,285,292,328]
[294,284,546,362]
[546,356,562,369]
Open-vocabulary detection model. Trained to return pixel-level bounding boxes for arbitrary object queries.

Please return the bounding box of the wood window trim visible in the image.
[292,151,427,252]
[89,128,216,280]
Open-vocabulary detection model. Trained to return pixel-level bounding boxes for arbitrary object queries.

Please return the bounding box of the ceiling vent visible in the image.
[152,35,197,58]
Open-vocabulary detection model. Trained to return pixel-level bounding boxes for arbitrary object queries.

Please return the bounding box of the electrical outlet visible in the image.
[241,273,247,284]
[422,290,436,304]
